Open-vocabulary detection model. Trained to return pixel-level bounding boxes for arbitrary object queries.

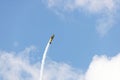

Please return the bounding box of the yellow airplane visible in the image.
[49,34,55,44]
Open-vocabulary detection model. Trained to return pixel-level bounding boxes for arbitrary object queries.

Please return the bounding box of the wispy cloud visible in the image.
[44,0,120,36]
[13,41,19,47]
[0,46,80,80]
[0,46,39,80]
[96,14,115,37]
[0,46,120,80]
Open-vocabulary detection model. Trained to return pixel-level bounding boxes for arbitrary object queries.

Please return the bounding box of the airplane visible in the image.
[49,34,55,44]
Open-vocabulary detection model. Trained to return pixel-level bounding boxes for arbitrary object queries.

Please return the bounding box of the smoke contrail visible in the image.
[40,41,50,80]
[40,34,54,80]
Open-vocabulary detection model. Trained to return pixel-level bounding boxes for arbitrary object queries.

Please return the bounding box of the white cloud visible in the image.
[0,47,39,80]
[85,54,120,80]
[44,0,119,36]
[0,46,81,80]
[1,46,120,80]
[43,61,81,80]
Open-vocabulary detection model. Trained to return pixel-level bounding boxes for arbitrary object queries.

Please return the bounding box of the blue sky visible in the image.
[0,0,120,80]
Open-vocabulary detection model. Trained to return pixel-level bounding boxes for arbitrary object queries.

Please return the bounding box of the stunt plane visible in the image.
[49,34,55,44]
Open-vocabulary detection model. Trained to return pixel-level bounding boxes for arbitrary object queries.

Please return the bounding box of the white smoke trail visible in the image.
[40,40,50,80]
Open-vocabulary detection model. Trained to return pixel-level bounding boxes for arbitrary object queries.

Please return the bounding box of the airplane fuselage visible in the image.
[49,34,55,44]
